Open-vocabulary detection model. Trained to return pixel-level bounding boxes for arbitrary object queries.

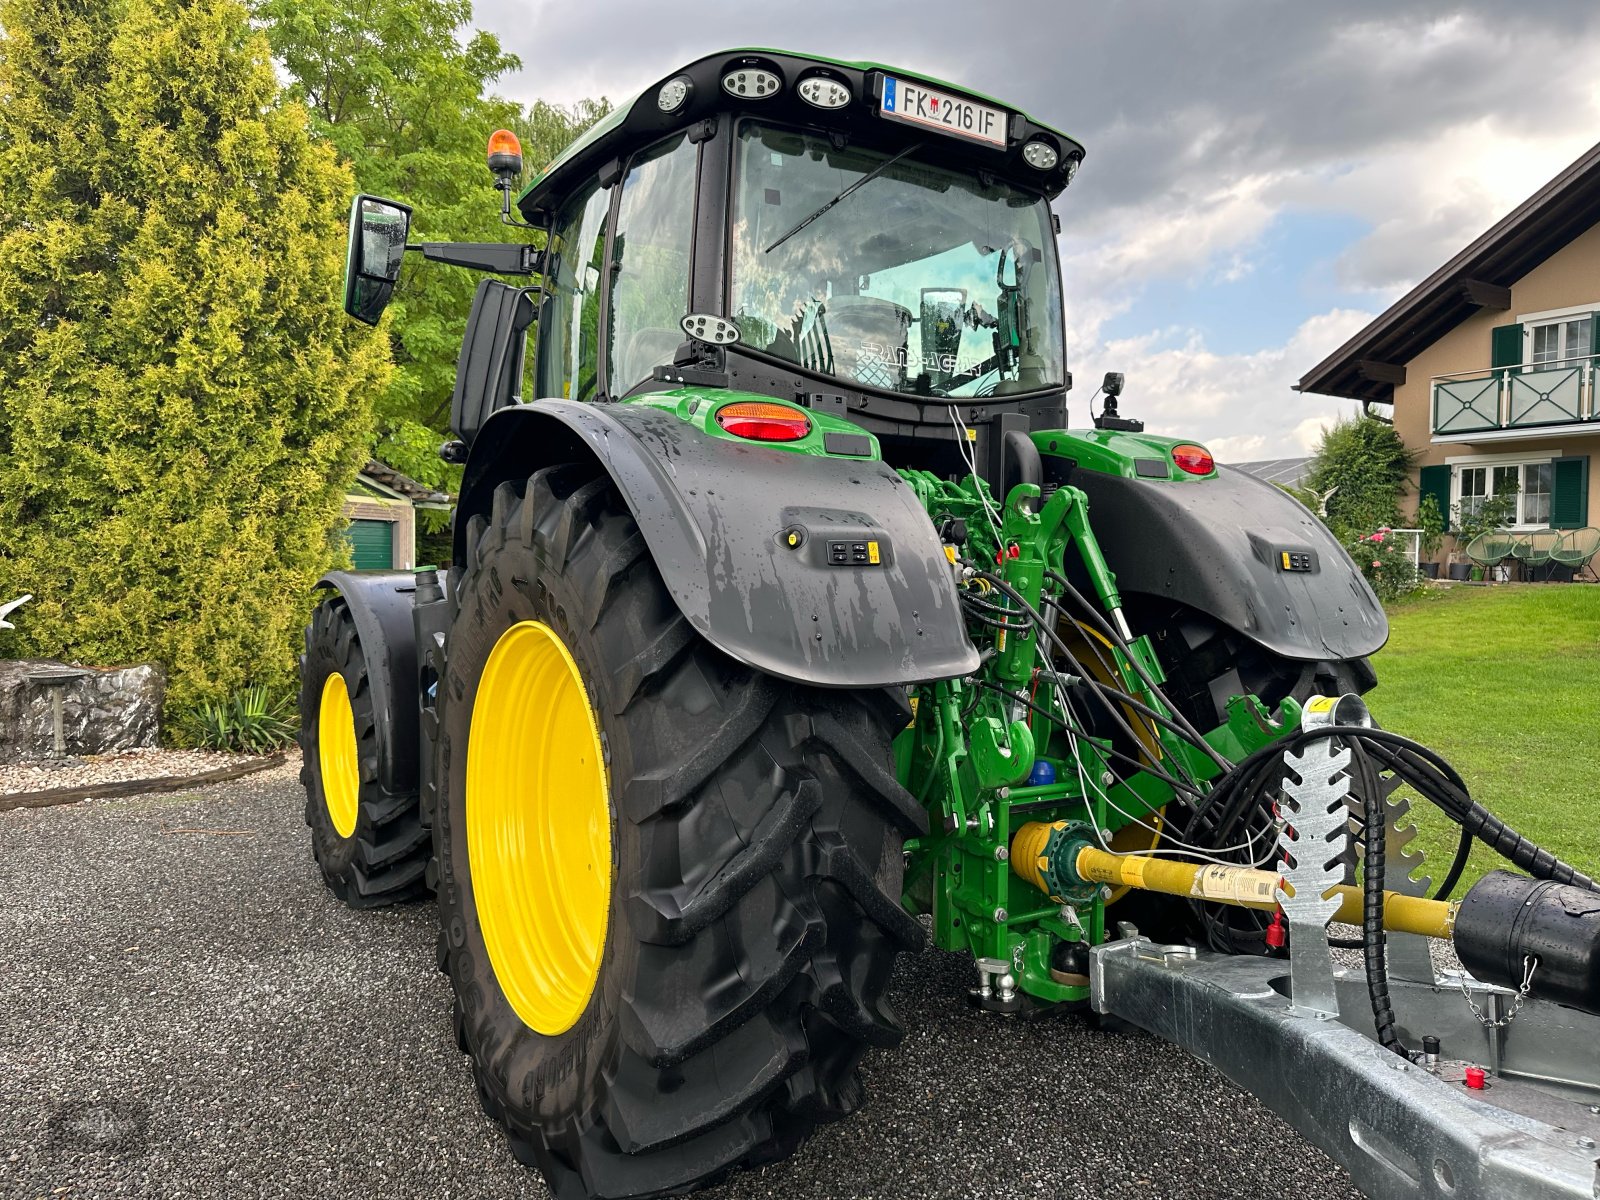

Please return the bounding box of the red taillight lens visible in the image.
[1172,444,1214,475]
[715,401,811,442]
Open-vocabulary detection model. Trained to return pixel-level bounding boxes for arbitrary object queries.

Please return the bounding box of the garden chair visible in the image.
[1509,528,1561,581]
[1550,527,1600,582]
[1464,530,1517,580]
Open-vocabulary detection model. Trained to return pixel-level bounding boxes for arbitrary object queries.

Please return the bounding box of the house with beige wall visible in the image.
[1298,142,1600,566]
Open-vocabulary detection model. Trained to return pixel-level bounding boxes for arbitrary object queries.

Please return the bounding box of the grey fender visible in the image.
[313,570,420,795]
[455,399,980,688]
[1065,464,1388,661]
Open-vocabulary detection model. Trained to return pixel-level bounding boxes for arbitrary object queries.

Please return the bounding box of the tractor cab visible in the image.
[347,49,1085,475]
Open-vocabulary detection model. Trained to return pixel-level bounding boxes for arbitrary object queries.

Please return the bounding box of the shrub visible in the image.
[1351,525,1421,602]
[183,685,297,754]
[1449,479,1519,556]
[1416,493,1446,561]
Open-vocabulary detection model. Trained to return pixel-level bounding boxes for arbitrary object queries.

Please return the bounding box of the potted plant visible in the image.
[1416,494,1445,579]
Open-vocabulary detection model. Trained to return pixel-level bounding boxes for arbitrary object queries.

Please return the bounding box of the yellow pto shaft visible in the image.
[1011,820,1451,939]
[1073,846,1450,938]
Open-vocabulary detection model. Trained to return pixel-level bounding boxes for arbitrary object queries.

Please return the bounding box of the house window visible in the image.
[1454,460,1553,527]
[1528,315,1592,367]
[1458,466,1487,519]
[1522,461,1552,525]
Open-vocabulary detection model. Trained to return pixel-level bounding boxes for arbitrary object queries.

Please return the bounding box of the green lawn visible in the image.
[1363,584,1600,893]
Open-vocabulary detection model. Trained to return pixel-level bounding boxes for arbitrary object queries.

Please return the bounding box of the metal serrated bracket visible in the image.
[1341,768,1438,983]
[1277,739,1351,1018]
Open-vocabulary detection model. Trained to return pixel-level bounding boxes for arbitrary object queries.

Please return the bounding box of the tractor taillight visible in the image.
[715,402,811,442]
[1172,444,1214,475]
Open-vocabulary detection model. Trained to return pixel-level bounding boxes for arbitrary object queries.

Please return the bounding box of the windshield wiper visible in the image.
[764,142,924,255]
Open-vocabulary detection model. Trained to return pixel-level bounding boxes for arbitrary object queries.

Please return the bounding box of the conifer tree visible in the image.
[0,0,390,729]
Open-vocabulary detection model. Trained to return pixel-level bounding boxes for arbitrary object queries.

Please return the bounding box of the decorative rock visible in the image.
[0,659,166,761]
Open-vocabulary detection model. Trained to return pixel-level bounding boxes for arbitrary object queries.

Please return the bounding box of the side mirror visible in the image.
[343,195,412,325]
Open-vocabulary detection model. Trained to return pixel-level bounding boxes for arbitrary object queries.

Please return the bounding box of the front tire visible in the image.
[297,596,430,906]
[434,465,925,1199]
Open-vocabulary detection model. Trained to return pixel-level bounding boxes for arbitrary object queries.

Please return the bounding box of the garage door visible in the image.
[347,519,394,570]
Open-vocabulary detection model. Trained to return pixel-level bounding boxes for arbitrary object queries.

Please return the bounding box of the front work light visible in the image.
[722,66,781,99]
[681,313,741,345]
[658,76,691,113]
[797,75,851,109]
[715,401,811,442]
[1021,140,1058,170]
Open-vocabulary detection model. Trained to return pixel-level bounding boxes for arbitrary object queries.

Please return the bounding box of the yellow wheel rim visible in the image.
[467,620,613,1036]
[318,673,360,839]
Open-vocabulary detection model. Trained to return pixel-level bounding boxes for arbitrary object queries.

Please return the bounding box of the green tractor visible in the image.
[301,49,1600,1200]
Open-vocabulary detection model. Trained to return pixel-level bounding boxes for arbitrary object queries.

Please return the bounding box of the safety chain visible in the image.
[1459,954,1538,1029]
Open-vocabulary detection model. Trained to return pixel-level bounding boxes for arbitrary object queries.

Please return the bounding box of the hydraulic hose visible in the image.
[1352,742,1406,1058]
[1001,430,1042,499]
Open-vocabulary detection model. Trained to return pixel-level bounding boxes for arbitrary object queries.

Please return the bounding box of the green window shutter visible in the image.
[1417,464,1452,532]
[1550,456,1589,529]
[1592,313,1600,357]
[347,518,395,569]
[1489,322,1523,368]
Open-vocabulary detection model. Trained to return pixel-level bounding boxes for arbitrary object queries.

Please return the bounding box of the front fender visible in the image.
[456,400,979,688]
[312,570,420,795]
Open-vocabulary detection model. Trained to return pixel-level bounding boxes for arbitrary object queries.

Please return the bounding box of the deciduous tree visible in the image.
[255,0,609,492]
[1304,414,1417,538]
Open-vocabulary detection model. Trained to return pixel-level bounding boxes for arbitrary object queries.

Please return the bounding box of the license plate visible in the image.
[879,76,1007,148]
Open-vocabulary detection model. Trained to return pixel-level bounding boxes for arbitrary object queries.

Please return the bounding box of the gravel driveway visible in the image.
[1,752,1360,1200]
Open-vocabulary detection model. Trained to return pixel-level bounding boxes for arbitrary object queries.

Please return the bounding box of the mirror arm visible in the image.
[407,242,543,276]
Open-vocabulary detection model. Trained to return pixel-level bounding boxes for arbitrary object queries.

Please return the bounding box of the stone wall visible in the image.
[0,659,165,761]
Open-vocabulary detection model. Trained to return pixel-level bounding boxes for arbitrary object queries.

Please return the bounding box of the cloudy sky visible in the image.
[474,1,1600,458]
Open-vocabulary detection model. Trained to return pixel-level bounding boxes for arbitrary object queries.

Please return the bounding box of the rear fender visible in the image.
[455,400,980,688]
[1039,435,1387,661]
[313,570,420,795]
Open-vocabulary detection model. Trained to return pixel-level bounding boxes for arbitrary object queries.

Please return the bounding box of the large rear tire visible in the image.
[1140,601,1377,732]
[434,464,925,1199]
[297,596,430,907]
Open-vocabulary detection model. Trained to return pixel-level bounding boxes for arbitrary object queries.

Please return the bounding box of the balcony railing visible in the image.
[1432,353,1599,437]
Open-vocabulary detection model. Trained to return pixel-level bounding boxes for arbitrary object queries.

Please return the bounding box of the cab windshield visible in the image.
[731,121,1065,399]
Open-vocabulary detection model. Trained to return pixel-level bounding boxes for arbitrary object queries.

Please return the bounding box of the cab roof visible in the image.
[517,48,1086,222]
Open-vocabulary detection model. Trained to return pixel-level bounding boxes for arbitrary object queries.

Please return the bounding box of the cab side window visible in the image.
[607,133,698,395]
[537,181,610,400]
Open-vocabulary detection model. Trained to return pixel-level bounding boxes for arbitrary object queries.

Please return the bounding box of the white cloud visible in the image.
[1069,309,1374,458]
[1055,65,1600,455]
